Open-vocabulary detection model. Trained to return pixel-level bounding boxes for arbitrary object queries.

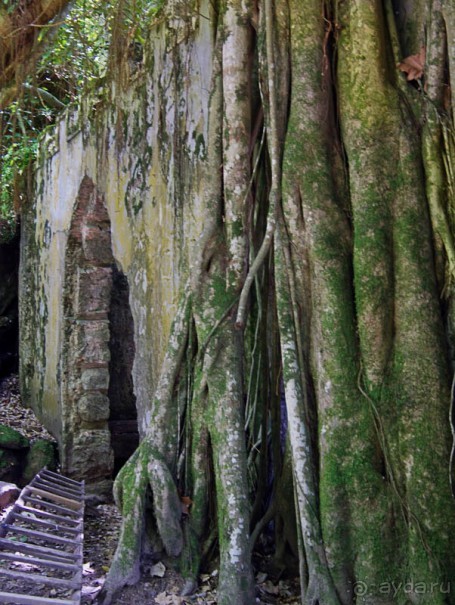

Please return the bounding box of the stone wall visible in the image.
[61,176,115,492]
[19,2,215,493]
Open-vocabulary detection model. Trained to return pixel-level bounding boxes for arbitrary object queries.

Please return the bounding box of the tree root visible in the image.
[98,442,183,604]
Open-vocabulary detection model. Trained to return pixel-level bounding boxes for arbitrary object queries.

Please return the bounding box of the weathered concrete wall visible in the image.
[19,2,215,493]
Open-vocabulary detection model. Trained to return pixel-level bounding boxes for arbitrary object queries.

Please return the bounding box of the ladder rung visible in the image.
[0,467,84,604]
[40,469,84,488]
[25,487,82,512]
[14,504,81,527]
[21,495,80,517]
[11,512,81,535]
[33,479,83,499]
[2,524,82,547]
[0,592,78,605]
[0,550,80,572]
[0,566,80,589]
[0,537,80,562]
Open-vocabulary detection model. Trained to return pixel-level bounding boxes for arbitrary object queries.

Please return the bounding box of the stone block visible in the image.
[74,320,110,365]
[70,430,114,480]
[81,367,109,391]
[82,225,113,264]
[85,193,110,225]
[78,392,110,422]
[76,267,112,316]
[0,481,19,508]
[82,320,110,343]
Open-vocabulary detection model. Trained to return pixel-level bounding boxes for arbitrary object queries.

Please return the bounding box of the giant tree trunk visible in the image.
[96,1,455,604]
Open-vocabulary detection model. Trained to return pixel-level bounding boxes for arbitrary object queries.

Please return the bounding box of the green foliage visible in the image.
[112,0,164,45]
[0,1,19,14]
[0,0,163,243]
[0,139,37,238]
[0,0,113,242]
[0,101,40,243]
[38,0,114,98]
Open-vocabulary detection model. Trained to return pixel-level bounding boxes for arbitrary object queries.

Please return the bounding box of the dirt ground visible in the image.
[0,374,300,604]
[82,502,300,604]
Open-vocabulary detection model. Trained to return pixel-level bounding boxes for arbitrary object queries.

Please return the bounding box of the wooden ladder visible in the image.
[0,468,84,605]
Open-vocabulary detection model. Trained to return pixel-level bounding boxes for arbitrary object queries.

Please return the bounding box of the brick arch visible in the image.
[61,176,137,496]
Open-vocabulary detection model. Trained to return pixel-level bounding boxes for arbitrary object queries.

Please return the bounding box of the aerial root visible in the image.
[98,441,183,604]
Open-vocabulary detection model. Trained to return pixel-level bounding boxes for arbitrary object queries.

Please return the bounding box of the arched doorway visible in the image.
[108,265,139,476]
[62,177,138,495]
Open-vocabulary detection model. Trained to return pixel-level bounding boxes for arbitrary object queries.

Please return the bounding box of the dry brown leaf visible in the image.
[11,560,39,572]
[180,495,193,516]
[81,585,103,601]
[397,47,425,81]
[83,562,96,575]
[149,561,166,577]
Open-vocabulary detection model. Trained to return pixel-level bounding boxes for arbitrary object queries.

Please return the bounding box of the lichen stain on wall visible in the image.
[30,124,86,441]
[20,2,215,484]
